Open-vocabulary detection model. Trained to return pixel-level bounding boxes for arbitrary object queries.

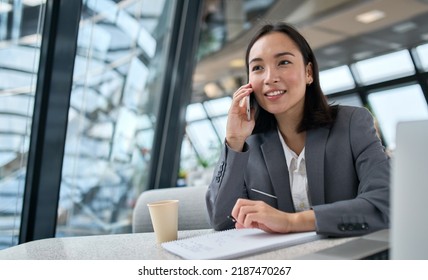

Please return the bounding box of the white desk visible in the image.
[0,229,357,260]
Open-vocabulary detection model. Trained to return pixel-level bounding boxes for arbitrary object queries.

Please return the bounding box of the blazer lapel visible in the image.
[305,127,330,206]
[261,130,295,212]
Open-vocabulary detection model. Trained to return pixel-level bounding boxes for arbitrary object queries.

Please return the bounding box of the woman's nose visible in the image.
[264,67,279,84]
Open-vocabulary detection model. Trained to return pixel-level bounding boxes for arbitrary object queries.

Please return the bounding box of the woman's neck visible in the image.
[279,127,306,155]
[277,114,306,155]
[275,101,306,154]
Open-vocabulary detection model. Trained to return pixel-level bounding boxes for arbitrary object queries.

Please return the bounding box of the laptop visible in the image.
[390,119,428,259]
[299,119,428,260]
[297,229,389,260]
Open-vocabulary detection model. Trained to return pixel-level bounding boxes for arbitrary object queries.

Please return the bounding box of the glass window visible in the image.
[186,120,221,165]
[0,2,44,249]
[320,65,355,95]
[57,0,176,237]
[368,84,428,149]
[180,132,217,188]
[186,103,207,122]
[327,93,363,107]
[179,135,199,179]
[203,97,231,117]
[181,97,230,178]
[211,115,228,141]
[415,43,428,71]
[353,50,415,85]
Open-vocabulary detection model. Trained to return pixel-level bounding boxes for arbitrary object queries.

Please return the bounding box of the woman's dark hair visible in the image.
[245,22,337,134]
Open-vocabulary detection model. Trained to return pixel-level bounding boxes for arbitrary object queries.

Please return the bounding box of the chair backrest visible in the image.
[132,186,211,233]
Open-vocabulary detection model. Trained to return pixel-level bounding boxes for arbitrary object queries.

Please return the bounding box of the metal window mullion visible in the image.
[147,0,204,190]
[19,0,82,243]
[409,47,428,104]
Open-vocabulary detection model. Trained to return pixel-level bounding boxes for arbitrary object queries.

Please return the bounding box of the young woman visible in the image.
[205,23,390,237]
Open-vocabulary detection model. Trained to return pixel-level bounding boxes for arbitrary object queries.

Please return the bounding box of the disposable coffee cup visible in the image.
[147,200,179,243]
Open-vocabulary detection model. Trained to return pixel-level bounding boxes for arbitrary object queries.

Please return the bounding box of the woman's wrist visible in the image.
[290,210,316,232]
[225,137,246,152]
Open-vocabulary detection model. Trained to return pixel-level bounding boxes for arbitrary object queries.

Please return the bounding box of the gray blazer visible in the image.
[206,106,390,237]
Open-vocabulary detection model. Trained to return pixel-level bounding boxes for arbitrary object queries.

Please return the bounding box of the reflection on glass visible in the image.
[0,3,44,249]
[353,50,415,85]
[368,84,428,149]
[320,65,355,95]
[57,0,176,237]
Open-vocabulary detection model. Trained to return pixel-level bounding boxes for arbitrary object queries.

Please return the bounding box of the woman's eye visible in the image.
[279,60,290,66]
[251,65,263,71]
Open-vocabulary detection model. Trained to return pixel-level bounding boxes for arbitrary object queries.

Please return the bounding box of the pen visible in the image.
[227,215,236,223]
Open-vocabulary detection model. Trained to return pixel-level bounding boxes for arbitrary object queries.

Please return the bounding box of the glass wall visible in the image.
[353,49,428,148]
[56,0,176,237]
[0,1,44,249]
[319,65,355,95]
[180,96,231,187]
[415,43,428,71]
[353,50,416,85]
[368,84,428,149]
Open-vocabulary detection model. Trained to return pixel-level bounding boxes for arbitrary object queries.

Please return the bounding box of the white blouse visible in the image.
[277,129,311,212]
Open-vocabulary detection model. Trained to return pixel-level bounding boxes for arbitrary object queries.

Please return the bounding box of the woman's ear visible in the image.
[306,62,313,85]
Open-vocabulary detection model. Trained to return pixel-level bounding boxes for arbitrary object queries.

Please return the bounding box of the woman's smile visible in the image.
[265,89,286,97]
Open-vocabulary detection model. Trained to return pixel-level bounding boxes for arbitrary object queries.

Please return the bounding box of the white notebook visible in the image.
[162,228,321,260]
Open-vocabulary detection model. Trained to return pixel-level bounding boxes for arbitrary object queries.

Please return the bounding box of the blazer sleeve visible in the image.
[205,142,250,231]
[312,107,390,237]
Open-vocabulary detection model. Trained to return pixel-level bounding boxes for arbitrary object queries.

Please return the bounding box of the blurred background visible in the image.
[1,0,427,249]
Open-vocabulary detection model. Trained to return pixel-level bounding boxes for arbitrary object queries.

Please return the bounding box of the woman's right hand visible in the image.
[226,83,255,151]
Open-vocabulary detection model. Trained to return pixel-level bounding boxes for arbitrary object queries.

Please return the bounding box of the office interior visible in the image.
[0,0,427,251]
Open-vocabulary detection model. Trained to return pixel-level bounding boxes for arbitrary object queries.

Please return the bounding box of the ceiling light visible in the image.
[204,82,223,98]
[356,10,385,24]
[229,59,245,68]
[220,77,238,93]
[193,73,206,82]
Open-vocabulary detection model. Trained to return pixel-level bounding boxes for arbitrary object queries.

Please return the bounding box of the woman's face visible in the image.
[248,31,312,118]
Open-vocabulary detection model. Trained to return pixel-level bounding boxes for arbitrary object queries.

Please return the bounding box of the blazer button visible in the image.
[338,223,346,231]
[361,223,369,230]
[346,224,354,231]
[219,161,225,169]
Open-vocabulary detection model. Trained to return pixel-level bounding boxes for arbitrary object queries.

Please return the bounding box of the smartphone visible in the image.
[246,95,251,121]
